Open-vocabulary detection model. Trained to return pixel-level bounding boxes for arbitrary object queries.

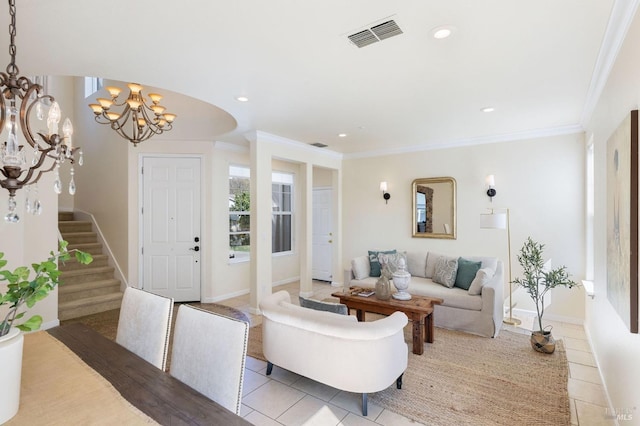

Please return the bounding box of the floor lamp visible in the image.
[480,208,521,325]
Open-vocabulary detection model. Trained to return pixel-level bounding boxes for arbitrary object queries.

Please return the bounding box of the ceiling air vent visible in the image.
[347,20,403,48]
[310,142,328,148]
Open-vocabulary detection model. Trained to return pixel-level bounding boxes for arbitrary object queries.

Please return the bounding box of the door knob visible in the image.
[189,246,200,252]
[328,240,333,243]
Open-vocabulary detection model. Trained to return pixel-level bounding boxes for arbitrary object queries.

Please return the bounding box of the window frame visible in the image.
[228,165,251,264]
[272,171,294,256]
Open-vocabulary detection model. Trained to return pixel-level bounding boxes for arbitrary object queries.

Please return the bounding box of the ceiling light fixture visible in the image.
[236,96,249,102]
[481,107,495,113]
[89,83,176,146]
[432,26,456,40]
[338,133,347,138]
[0,0,82,223]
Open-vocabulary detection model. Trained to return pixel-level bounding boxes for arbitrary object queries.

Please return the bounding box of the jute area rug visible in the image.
[247,325,570,426]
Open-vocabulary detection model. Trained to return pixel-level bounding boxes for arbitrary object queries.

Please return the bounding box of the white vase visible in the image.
[0,327,23,423]
[392,271,412,300]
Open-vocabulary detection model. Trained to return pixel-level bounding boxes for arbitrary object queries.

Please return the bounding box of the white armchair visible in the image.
[260,290,408,416]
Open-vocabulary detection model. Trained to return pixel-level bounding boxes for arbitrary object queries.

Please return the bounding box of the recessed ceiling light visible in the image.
[481,107,495,113]
[432,26,456,40]
[338,133,347,138]
[236,96,249,102]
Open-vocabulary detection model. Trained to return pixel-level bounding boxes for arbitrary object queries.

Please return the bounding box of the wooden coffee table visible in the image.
[331,290,443,355]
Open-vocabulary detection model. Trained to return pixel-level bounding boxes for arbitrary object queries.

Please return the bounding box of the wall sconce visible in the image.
[380,182,391,204]
[486,175,496,201]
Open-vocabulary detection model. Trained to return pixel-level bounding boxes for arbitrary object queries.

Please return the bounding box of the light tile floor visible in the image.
[218,281,612,426]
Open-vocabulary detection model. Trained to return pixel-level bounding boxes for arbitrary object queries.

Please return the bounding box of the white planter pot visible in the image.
[0,328,23,423]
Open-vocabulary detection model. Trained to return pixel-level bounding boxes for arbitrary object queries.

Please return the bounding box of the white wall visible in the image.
[584,8,640,419]
[342,133,586,321]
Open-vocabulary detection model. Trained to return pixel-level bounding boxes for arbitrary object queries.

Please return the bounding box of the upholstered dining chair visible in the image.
[115,287,174,371]
[170,305,249,415]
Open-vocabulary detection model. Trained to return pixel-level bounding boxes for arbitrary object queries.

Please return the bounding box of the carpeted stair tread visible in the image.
[59,279,121,301]
[65,242,103,255]
[59,254,109,270]
[59,293,124,321]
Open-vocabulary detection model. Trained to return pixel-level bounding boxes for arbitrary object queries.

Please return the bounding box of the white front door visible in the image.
[312,188,333,281]
[141,156,201,302]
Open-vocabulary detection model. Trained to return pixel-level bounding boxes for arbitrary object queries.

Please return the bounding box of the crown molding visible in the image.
[256,131,344,160]
[580,0,640,126]
[343,123,584,160]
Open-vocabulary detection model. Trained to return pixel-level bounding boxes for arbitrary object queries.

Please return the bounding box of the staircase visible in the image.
[58,211,123,320]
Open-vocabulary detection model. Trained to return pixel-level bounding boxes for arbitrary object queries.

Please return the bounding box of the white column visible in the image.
[249,138,272,314]
[299,162,313,297]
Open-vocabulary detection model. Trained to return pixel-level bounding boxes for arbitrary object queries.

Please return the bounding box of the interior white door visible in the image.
[312,188,333,281]
[142,156,201,302]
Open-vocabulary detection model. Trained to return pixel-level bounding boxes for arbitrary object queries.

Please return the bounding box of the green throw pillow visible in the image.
[454,257,482,290]
[368,249,396,277]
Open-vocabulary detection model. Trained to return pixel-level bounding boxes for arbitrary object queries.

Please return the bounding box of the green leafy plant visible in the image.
[0,240,93,337]
[512,237,578,333]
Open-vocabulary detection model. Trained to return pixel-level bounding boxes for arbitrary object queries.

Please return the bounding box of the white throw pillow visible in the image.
[468,267,493,295]
[351,256,370,280]
[432,256,458,288]
[425,252,444,279]
[406,252,427,278]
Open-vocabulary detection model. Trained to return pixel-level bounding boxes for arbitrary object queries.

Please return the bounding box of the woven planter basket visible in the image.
[530,330,556,354]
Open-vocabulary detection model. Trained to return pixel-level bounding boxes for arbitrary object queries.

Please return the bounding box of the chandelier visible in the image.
[0,0,81,223]
[89,83,176,146]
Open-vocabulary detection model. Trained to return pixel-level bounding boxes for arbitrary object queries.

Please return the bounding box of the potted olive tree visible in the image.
[0,240,92,423]
[512,237,578,354]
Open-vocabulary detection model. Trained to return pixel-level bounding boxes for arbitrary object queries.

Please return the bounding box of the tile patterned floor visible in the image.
[217,281,613,426]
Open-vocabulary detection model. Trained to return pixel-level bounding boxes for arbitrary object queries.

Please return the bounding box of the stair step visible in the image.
[62,231,98,245]
[60,266,115,285]
[59,220,93,233]
[59,293,123,321]
[58,211,74,221]
[59,279,121,302]
[65,242,103,255]
[59,254,109,271]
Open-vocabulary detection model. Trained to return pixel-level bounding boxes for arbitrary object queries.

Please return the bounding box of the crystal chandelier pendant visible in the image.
[25,185,31,213]
[53,162,62,194]
[68,167,76,195]
[5,196,19,223]
[31,183,41,215]
[78,150,84,166]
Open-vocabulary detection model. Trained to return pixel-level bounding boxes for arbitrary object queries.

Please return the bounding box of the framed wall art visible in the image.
[606,109,639,333]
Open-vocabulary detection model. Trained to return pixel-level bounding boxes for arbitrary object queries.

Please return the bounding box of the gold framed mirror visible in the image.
[412,177,456,239]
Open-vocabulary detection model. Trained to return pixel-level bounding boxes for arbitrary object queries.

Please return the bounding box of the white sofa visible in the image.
[345,251,504,338]
[259,290,408,416]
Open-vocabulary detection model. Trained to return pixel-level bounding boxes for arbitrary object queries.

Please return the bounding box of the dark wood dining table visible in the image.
[46,322,251,426]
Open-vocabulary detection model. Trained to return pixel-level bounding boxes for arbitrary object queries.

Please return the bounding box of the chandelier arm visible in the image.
[0,82,6,131]
[21,88,50,149]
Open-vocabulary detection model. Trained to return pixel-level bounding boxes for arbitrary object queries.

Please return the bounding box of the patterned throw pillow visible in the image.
[368,250,396,277]
[378,251,408,275]
[433,256,459,288]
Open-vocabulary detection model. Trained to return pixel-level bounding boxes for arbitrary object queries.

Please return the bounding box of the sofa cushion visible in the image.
[299,296,348,315]
[468,267,493,295]
[351,256,370,280]
[406,252,427,278]
[454,258,482,290]
[425,252,445,278]
[368,250,396,277]
[378,251,407,274]
[433,256,458,288]
[407,280,483,310]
